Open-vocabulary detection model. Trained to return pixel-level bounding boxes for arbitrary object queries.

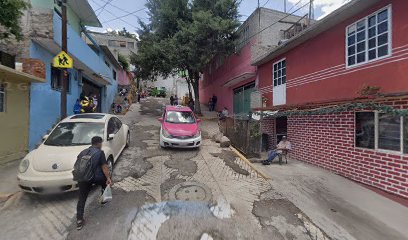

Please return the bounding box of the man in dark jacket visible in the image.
[212,95,218,111]
[75,136,112,230]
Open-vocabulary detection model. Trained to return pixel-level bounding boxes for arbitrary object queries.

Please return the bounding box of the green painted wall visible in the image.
[0,81,30,163]
[30,0,82,34]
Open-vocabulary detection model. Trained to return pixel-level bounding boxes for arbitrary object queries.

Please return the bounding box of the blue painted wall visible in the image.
[28,12,119,149]
[29,42,82,149]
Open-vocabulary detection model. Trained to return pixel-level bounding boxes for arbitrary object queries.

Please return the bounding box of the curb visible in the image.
[229,146,271,180]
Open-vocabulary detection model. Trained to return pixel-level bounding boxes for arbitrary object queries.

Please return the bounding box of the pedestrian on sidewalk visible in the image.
[188,98,195,112]
[137,91,141,103]
[73,99,81,115]
[74,136,112,230]
[208,98,214,111]
[212,94,218,111]
[262,136,292,165]
[170,95,174,106]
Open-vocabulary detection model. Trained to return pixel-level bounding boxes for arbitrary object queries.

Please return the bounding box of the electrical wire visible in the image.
[102,7,146,24]
[90,0,139,29]
[97,0,114,17]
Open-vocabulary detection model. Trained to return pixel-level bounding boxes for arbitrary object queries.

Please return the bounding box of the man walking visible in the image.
[74,136,112,230]
[212,94,218,111]
[262,136,292,165]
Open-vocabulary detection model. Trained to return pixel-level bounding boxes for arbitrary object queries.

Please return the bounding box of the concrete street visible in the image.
[0,97,407,240]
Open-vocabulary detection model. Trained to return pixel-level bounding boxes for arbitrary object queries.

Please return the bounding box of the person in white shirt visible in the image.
[263,136,292,165]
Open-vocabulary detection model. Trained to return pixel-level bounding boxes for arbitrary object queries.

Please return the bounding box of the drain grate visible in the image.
[168,181,212,202]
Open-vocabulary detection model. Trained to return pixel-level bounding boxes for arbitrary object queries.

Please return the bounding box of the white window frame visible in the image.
[272,58,286,88]
[345,5,392,68]
[355,111,406,155]
[0,83,5,113]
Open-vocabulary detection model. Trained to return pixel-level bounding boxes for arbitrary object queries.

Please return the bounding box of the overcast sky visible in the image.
[87,0,349,33]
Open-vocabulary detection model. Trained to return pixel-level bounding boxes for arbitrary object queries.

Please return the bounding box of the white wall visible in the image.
[147,75,193,98]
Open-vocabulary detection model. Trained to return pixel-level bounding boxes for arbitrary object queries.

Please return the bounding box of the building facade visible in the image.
[0,63,46,164]
[254,0,408,198]
[0,0,120,150]
[200,8,306,114]
[85,31,137,61]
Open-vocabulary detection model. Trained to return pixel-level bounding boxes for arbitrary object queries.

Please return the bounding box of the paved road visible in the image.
[0,98,328,240]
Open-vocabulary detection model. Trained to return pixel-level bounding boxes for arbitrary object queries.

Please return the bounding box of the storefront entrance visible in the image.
[233,82,255,117]
[82,77,102,113]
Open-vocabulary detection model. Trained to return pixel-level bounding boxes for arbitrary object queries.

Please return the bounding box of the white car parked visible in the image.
[17,113,130,194]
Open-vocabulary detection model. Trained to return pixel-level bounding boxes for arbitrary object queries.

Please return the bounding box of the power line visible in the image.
[262,0,271,7]
[237,0,310,46]
[102,7,146,24]
[90,0,139,29]
[96,0,114,17]
[98,0,144,19]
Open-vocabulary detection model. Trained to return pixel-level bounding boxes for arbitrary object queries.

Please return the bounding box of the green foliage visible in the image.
[0,0,30,41]
[132,0,240,113]
[118,53,130,71]
[117,27,137,39]
[255,102,408,118]
[150,88,160,97]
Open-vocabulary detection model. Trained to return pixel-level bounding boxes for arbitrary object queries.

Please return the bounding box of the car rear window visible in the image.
[165,111,196,124]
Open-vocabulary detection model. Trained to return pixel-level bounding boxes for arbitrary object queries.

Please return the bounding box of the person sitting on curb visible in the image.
[262,136,292,165]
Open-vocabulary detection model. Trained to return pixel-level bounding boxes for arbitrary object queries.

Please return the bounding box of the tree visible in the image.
[133,0,240,114]
[0,0,30,41]
[118,53,130,71]
[117,27,137,39]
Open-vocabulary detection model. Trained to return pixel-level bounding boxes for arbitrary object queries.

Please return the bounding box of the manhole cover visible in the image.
[168,181,212,202]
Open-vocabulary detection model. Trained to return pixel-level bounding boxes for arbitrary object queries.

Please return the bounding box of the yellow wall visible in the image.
[0,80,30,164]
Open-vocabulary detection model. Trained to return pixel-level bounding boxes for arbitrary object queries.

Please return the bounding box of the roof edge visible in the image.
[252,0,382,66]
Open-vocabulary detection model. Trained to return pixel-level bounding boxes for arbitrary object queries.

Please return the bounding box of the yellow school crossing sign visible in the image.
[53,51,73,68]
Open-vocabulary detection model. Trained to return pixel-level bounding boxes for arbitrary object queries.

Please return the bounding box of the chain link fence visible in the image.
[219,116,261,158]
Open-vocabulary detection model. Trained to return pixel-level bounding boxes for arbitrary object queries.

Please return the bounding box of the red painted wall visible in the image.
[258,0,408,107]
[200,40,257,112]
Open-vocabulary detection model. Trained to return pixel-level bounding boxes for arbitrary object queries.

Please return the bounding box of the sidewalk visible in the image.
[198,110,408,240]
[0,160,20,195]
[255,159,408,240]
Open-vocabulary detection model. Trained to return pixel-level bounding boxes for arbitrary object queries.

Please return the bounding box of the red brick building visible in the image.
[253,0,408,198]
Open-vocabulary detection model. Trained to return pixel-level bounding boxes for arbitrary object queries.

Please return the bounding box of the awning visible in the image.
[0,64,46,83]
[223,72,256,87]
[33,39,111,86]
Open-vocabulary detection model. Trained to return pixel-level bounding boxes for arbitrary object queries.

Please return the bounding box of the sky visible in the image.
[87,0,349,34]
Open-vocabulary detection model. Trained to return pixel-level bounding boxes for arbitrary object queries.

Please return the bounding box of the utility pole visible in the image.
[60,0,68,119]
[284,0,287,13]
[308,0,314,26]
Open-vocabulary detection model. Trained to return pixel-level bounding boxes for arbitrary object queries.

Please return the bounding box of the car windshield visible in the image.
[165,111,196,124]
[44,122,104,146]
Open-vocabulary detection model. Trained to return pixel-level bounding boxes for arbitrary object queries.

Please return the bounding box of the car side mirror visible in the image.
[42,134,49,141]
[197,119,201,123]
[108,134,115,141]
[158,118,163,122]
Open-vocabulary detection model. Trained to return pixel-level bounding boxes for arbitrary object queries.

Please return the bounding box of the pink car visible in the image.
[158,106,202,148]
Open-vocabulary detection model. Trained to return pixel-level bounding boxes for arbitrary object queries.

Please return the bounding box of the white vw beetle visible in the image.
[17,113,130,194]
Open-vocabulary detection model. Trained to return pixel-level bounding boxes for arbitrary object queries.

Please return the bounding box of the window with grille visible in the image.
[346,6,391,67]
[273,59,286,87]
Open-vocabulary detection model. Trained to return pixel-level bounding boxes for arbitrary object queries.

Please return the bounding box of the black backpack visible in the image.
[72,149,97,182]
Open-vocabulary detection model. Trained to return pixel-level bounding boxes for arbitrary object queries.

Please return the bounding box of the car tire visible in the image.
[108,157,114,178]
[125,132,130,148]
